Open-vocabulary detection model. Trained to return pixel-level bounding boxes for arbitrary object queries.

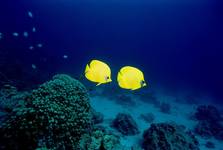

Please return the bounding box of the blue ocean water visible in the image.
[1,0,223,149]
[1,0,222,100]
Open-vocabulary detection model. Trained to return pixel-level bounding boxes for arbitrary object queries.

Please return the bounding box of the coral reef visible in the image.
[112,113,139,136]
[0,74,92,150]
[194,105,223,141]
[139,113,155,123]
[79,126,144,150]
[195,120,223,140]
[142,123,199,150]
[194,105,222,122]
[0,84,28,113]
[0,84,17,98]
[79,127,120,150]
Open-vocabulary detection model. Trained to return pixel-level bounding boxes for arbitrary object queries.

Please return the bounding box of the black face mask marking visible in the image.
[140,80,145,87]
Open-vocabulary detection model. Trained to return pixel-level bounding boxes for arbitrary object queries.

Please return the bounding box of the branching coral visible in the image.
[112,113,139,136]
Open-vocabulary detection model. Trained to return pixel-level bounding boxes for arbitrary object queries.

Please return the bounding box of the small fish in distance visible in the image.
[28,11,33,18]
[12,32,19,37]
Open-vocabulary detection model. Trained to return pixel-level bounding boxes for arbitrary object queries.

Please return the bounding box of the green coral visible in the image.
[0,84,28,113]
[79,128,120,150]
[0,84,17,98]
[0,74,92,150]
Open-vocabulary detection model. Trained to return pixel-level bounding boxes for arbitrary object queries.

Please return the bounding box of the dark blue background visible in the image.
[0,0,223,101]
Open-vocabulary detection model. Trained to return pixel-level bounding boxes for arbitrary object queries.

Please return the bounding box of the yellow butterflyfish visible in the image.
[117,66,146,90]
[85,59,112,86]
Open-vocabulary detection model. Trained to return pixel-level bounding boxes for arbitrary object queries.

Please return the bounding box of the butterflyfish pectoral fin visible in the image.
[96,83,102,86]
[131,87,139,91]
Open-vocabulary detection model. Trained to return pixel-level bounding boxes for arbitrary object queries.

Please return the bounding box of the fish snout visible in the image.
[140,80,147,87]
[107,78,112,82]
